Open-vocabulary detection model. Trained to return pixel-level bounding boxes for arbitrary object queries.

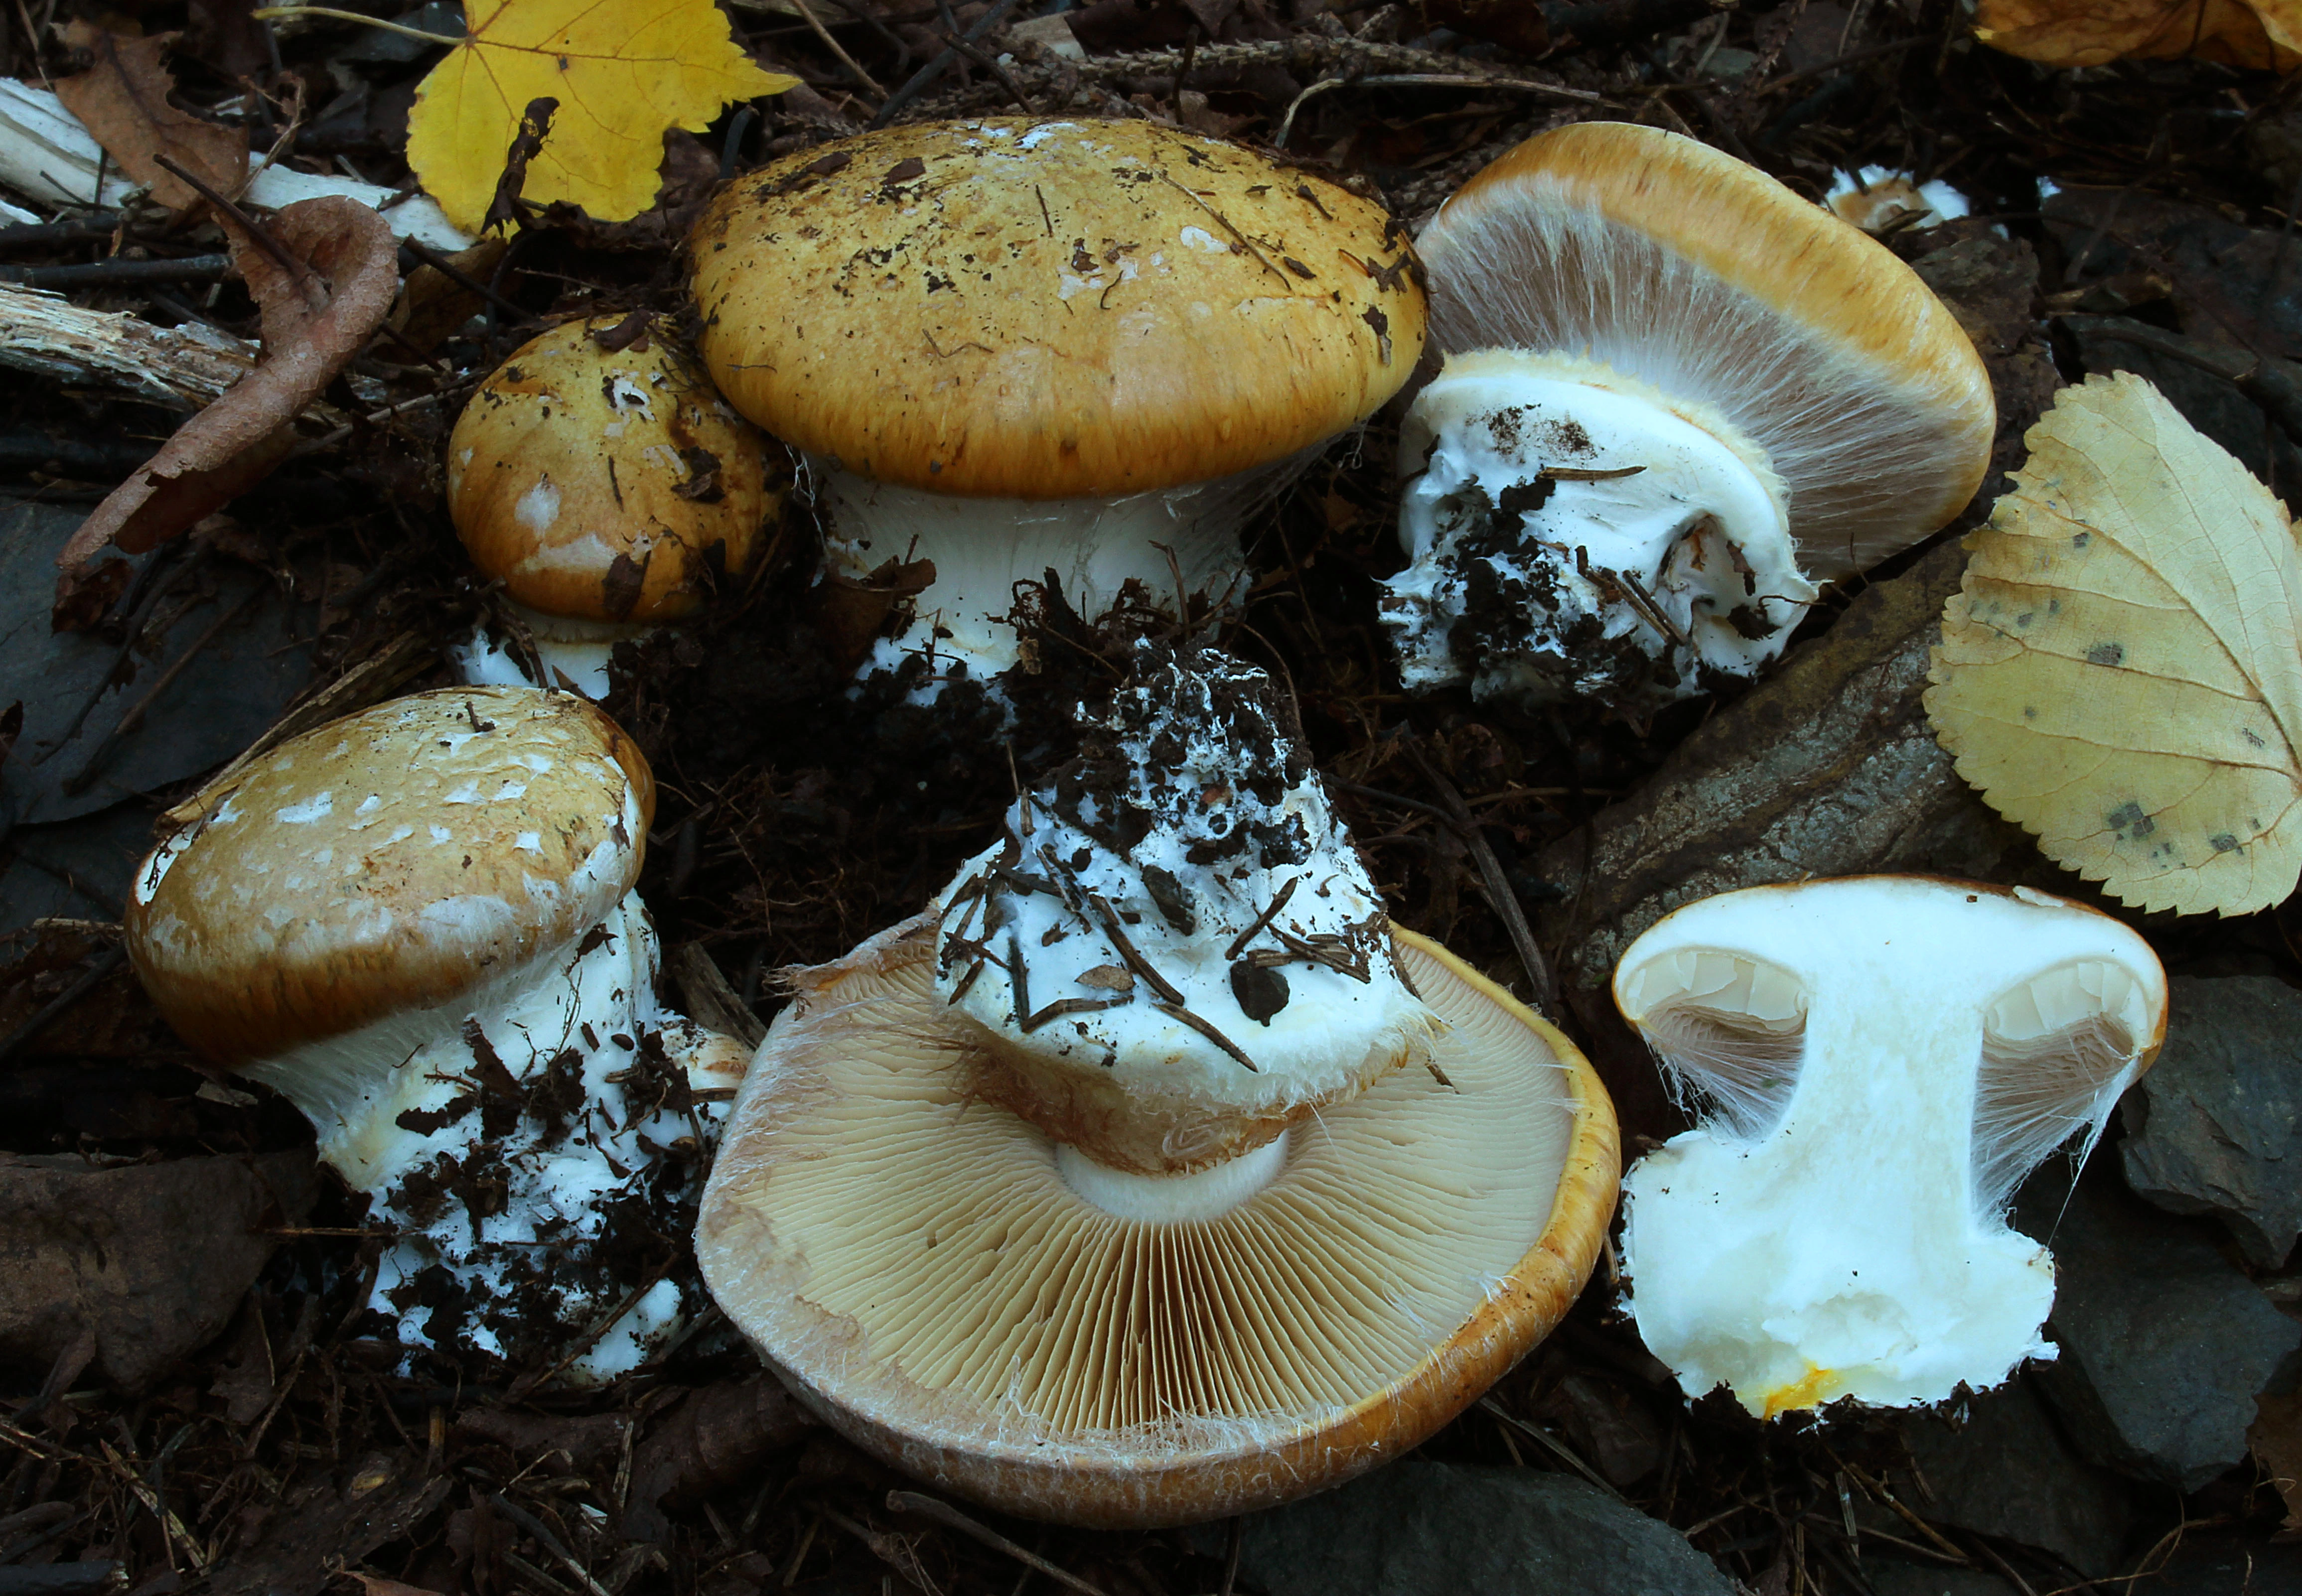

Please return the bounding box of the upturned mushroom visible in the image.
[1382,122,1995,711]
[688,118,1425,692]
[697,645,1618,1524]
[1611,875,2166,1416]
[124,686,748,1378]
[446,317,788,697]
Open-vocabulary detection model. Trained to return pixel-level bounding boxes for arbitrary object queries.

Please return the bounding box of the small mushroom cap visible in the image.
[696,916,1618,1528]
[447,319,786,625]
[126,687,654,1065]
[688,118,1426,500]
[1416,122,1994,577]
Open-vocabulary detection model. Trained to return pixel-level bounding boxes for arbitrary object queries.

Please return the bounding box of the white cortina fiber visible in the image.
[1422,174,1968,576]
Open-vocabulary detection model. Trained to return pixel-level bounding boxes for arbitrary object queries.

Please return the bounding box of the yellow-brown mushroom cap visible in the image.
[125,687,655,1065]
[1418,122,1995,577]
[695,916,1619,1528]
[447,319,787,624]
[687,118,1427,501]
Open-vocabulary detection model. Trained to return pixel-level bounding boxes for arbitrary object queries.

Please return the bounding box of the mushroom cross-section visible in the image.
[123,686,749,1378]
[1612,875,2167,1417]
[446,317,789,697]
[696,644,1617,1524]
[1384,122,1994,710]
[687,118,1426,692]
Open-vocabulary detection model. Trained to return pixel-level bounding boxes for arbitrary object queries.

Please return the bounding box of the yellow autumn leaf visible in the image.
[1974,0,2302,71]
[404,0,798,235]
[1925,372,2302,917]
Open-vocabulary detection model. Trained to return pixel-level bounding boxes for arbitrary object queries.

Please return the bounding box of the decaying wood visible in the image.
[1534,540,2039,992]
[0,283,256,410]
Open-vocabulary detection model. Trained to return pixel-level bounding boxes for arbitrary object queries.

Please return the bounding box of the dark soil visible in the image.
[3,0,2300,1593]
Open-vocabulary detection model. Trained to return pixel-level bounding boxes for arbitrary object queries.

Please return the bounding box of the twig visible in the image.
[787,0,886,100]
[0,945,126,1066]
[62,583,266,798]
[0,255,229,288]
[1151,999,1259,1071]
[886,1491,1112,1596]
[1277,72,1605,145]
[1477,1397,1624,1501]
[492,1494,614,1596]
[1400,738,1558,1015]
[1222,875,1298,960]
[401,236,543,328]
[151,154,320,310]
[868,0,1025,128]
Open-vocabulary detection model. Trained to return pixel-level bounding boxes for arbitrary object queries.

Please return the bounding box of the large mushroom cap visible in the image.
[688,118,1426,501]
[696,917,1618,1528]
[1416,121,1994,576]
[447,318,787,626]
[126,687,654,1064]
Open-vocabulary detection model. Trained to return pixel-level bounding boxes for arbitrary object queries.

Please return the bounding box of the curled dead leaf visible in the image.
[52,196,400,629]
[1974,0,2302,70]
[1925,373,2302,917]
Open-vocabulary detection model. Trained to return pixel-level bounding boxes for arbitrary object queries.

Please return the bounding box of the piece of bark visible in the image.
[1533,540,2037,996]
[203,1454,451,1596]
[52,196,399,627]
[621,1376,816,1541]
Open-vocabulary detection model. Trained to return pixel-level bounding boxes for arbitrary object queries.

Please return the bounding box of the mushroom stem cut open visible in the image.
[1612,875,2166,1417]
[697,916,1618,1526]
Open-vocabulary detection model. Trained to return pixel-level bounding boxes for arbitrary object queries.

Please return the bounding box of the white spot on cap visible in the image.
[516,476,562,534]
[1178,226,1227,253]
[355,795,382,816]
[429,824,452,843]
[1019,122,1076,149]
[516,832,544,854]
[276,792,333,824]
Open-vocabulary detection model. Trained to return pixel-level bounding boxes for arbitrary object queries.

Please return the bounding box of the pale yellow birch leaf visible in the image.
[1925,372,2302,917]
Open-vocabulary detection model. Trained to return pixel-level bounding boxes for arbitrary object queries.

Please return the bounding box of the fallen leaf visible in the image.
[52,21,251,215]
[2254,1391,2302,1532]
[404,0,800,236]
[52,196,400,628]
[1974,0,2302,70]
[1925,372,2302,917]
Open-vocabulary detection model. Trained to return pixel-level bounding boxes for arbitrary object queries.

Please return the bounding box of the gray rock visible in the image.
[0,800,158,936]
[2122,976,2302,1267]
[1213,1463,1734,1596]
[0,500,314,828]
[2018,1175,2302,1491]
[1886,1375,2131,1577]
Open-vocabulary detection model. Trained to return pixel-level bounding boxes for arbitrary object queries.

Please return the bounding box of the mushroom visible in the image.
[688,118,1425,692]
[124,686,749,1378]
[695,646,1619,1524]
[1611,875,2166,1417]
[1382,122,1995,711]
[446,317,789,697]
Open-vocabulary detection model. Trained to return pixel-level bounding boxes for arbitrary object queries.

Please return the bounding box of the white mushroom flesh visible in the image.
[1613,878,2164,1417]
[447,599,651,700]
[819,449,1310,690]
[934,642,1442,1171]
[1383,351,1817,709]
[240,889,743,1382]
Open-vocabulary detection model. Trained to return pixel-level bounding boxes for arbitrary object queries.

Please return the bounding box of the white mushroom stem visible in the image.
[448,600,653,700]
[239,890,744,1382]
[817,449,1311,687]
[1383,351,1819,709]
[1056,1132,1291,1223]
[1615,878,2165,1417]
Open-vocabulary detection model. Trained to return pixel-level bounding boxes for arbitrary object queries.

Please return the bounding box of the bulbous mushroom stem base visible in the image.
[1381,351,1819,712]
[448,600,656,700]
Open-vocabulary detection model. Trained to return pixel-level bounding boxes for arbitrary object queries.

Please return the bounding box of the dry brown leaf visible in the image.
[52,21,250,214]
[1925,372,2302,917]
[1974,0,2302,70]
[2254,1391,2302,1532]
[52,196,400,629]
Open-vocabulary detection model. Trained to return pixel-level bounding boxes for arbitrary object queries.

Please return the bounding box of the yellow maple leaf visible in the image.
[402,0,798,234]
[1925,373,2302,918]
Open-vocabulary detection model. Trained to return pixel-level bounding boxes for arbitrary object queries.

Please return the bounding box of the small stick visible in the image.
[1151,999,1258,1072]
[787,0,887,98]
[1085,892,1185,1005]
[886,1491,1112,1596]
[1156,171,1289,284]
[1221,874,1298,960]
[151,153,319,310]
[1019,996,1126,1033]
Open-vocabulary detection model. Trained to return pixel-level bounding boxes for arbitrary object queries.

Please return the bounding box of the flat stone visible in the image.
[2017,1174,2302,1491]
[1861,1562,2021,1596]
[1884,1374,2131,1577]
[2122,976,2302,1266]
[1210,1463,1735,1596]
